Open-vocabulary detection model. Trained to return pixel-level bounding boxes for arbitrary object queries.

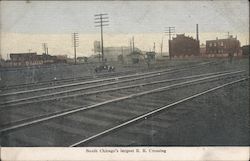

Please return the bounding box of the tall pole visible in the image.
[100,16,104,62]
[99,49,101,63]
[132,36,135,52]
[165,27,175,59]
[129,39,132,53]
[73,33,76,64]
[42,43,47,54]
[160,36,163,57]
[72,32,79,65]
[95,13,109,64]
[153,42,155,52]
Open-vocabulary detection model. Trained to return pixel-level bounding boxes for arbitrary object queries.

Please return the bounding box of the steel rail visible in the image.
[0,70,172,105]
[0,70,245,133]
[1,70,242,126]
[0,70,244,107]
[0,68,176,96]
[0,68,139,90]
[69,77,249,147]
[0,64,216,106]
[0,61,213,97]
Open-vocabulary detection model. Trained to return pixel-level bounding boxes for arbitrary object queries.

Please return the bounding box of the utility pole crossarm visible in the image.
[164,27,175,40]
[164,26,175,59]
[95,24,109,27]
[94,13,108,17]
[94,13,109,63]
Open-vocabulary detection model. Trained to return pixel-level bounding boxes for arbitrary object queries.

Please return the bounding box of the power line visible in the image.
[94,13,109,63]
[72,33,79,65]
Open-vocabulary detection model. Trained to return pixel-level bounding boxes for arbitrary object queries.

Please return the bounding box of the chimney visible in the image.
[196,24,199,41]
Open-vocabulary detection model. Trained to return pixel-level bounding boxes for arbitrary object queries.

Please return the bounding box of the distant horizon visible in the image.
[1,1,249,59]
[1,31,248,60]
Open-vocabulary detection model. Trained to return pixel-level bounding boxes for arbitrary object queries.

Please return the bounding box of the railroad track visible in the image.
[0,70,244,129]
[0,68,245,127]
[0,61,218,106]
[0,61,215,95]
[0,60,232,107]
[0,70,248,146]
[0,68,138,92]
[0,59,209,91]
[71,77,249,147]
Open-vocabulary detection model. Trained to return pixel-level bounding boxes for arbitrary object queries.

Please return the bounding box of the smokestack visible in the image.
[196,24,199,41]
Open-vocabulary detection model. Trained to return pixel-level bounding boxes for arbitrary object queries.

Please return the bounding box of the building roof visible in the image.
[206,36,239,42]
[172,34,198,41]
[10,52,37,56]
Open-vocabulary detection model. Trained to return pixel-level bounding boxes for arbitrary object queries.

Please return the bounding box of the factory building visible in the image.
[169,34,200,58]
[205,36,241,57]
[9,52,66,67]
[92,41,142,62]
[169,24,200,58]
[103,47,131,62]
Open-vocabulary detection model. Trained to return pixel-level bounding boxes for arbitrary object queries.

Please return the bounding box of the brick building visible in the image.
[9,52,66,67]
[205,36,241,57]
[169,34,200,58]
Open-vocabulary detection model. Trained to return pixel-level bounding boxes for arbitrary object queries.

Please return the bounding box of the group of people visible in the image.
[95,64,115,73]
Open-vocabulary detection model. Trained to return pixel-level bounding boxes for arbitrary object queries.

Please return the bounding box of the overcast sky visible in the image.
[0,0,249,58]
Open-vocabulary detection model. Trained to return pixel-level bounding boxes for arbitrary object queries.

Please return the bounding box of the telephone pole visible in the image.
[165,27,175,41]
[42,43,48,54]
[94,13,109,63]
[160,36,163,56]
[132,36,135,52]
[72,33,79,65]
[153,42,155,52]
[165,27,175,59]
